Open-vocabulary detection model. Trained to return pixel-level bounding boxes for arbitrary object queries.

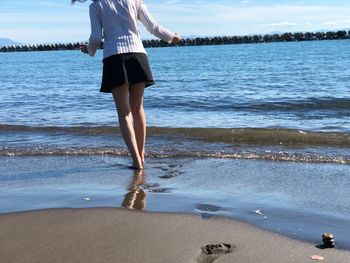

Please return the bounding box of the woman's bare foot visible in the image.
[129,165,144,170]
[131,158,144,170]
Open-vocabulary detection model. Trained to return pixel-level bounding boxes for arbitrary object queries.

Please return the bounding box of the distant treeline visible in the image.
[1,30,350,52]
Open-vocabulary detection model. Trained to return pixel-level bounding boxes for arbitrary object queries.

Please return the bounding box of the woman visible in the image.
[73,0,181,169]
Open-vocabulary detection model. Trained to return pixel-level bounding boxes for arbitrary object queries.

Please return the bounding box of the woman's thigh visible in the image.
[111,84,130,116]
[129,82,145,111]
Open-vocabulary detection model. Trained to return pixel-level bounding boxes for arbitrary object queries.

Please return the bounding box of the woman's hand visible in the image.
[172,33,182,44]
[80,44,89,54]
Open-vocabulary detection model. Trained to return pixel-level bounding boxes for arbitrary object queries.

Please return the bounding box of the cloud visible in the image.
[254,22,298,28]
[324,22,337,26]
[145,3,350,34]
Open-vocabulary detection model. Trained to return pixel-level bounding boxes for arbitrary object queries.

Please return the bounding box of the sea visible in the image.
[0,40,350,248]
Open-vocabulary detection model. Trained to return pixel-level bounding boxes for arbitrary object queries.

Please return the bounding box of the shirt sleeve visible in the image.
[87,3,103,57]
[137,0,175,44]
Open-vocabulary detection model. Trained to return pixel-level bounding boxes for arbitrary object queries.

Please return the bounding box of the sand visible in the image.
[0,208,349,263]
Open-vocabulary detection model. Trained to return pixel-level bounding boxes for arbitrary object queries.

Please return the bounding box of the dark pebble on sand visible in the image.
[322,233,336,248]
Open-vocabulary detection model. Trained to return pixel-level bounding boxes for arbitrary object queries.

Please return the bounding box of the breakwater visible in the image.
[1,30,350,52]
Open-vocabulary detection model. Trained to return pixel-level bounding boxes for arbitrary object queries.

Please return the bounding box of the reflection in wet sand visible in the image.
[122,170,147,210]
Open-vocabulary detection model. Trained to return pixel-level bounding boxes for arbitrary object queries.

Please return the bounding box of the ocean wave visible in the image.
[1,124,349,147]
[0,146,349,164]
[243,97,350,111]
[146,97,350,112]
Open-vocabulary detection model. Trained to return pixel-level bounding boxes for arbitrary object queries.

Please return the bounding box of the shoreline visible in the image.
[1,208,349,263]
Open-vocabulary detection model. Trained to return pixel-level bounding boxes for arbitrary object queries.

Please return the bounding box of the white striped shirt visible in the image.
[88,0,175,58]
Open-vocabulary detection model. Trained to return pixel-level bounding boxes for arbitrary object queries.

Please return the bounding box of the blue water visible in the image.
[1,40,350,131]
[1,40,350,163]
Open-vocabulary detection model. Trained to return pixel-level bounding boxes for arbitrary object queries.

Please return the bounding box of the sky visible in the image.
[0,0,350,44]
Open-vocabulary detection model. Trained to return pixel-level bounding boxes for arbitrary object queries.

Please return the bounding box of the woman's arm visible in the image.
[138,0,179,44]
[87,3,103,56]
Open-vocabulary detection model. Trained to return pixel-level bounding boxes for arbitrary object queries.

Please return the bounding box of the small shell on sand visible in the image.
[311,255,324,261]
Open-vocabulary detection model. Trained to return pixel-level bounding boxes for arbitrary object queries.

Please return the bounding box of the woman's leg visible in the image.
[129,82,146,165]
[112,84,143,169]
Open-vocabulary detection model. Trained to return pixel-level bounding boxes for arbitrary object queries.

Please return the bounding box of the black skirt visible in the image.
[100,52,155,93]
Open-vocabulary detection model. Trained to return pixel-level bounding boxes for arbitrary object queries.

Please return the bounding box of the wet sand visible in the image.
[1,156,350,249]
[0,208,349,263]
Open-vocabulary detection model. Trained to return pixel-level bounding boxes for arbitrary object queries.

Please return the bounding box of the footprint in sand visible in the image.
[142,183,171,193]
[155,163,185,179]
[195,204,221,219]
[195,204,221,212]
[197,243,235,263]
[159,170,184,179]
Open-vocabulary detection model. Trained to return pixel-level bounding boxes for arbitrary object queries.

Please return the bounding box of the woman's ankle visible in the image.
[129,165,144,170]
[132,158,143,170]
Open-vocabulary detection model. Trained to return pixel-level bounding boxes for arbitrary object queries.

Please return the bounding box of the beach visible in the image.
[1,208,350,263]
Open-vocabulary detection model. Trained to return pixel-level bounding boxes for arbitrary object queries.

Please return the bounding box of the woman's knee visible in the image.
[118,112,132,125]
[130,103,144,116]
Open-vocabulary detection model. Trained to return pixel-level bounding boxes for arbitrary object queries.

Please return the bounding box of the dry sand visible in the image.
[0,208,349,263]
